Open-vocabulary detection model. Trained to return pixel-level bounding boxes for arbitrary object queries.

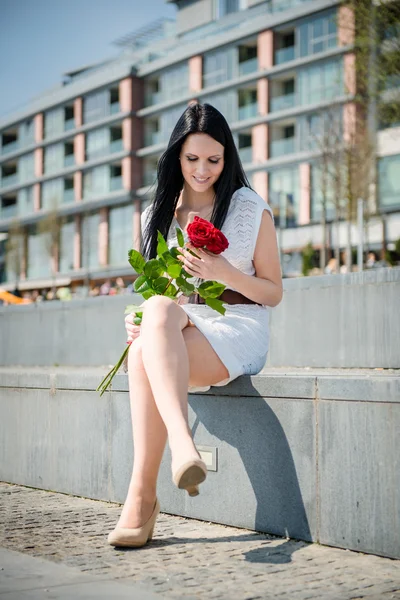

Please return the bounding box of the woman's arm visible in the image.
[179,210,283,308]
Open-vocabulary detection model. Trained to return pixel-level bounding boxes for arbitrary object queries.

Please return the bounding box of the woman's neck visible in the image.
[177,183,215,211]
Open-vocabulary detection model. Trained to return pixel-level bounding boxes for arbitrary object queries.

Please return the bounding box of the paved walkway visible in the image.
[1,483,399,600]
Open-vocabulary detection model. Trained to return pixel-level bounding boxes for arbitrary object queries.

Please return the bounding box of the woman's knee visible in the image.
[141,295,183,330]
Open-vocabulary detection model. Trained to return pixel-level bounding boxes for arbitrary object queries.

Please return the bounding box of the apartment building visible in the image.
[1,0,399,291]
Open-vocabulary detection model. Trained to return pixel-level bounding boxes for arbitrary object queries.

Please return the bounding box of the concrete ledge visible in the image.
[0,367,399,560]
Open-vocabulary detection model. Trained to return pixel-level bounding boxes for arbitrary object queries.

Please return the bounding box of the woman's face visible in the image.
[179,133,225,193]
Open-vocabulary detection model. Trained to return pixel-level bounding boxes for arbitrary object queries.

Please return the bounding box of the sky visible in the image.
[0,0,176,118]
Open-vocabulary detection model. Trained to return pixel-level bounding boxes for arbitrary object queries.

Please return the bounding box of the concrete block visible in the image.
[318,400,400,559]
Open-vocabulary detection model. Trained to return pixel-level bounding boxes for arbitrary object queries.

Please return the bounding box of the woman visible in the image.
[108,103,282,548]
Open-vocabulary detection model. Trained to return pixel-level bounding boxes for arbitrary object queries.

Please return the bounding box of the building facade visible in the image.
[0,0,399,291]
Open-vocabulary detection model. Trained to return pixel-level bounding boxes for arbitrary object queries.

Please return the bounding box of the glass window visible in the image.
[298,58,343,106]
[44,107,64,139]
[44,142,64,174]
[203,47,236,87]
[19,119,35,147]
[201,90,237,122]
[268,167,300,227]
[159,104,187,143]
[310,163,337,221]
[83,89,111,124]
[108,204,134,266]
[298,8,337,58]
[18,153,35,183]
[161,63,189,102]
[81,212,100,269]
[86,127,111,160]
[59,216,75,273]
[83,165,110,199]
[42,178,64,210]
[18,187,34,215]
[378,154,400,209]
[27,225,51,279]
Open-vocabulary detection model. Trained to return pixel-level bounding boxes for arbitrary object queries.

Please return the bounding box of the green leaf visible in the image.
[152,276,170,293]
[170,247,182,260]
[176,227,185,248]
[176,276,195,295]
[124,304,143,315]
[197,281,226,299]
[133,316,142,325]
[167,263,182,279]
[144,259,165,279]
[180,268,192,279]
[156,231,169,257]
[134,275,150,294]
[142,289,157,300]
[164,283,178,298]
[162,251,178,267]
[205,297,226,315]
[128,249,146,274]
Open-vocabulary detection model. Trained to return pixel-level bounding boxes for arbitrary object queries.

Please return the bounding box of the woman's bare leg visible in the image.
[116,338,167,528]
[140,296,228,471]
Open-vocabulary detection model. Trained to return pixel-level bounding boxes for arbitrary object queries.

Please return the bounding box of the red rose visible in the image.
[186,216,215,248]
[206,229,229,255]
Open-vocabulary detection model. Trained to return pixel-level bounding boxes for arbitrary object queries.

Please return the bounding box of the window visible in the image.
[83,165,110,199]
[81,212,100,269]
[161,63,189,102]
[203,47,236,87]
[160,104,187,143]
[298,58,343,106]
[83,89,110,124]
[378,154,400,209]
[44,143,64,174]
[268,167,299,226]
[201,91,237,122]
[86,128,110,160]
[18,153,35,183]
[18,187,34,215]
[298,9,337,58]
[216,0,240,18]
[108,204,134,265]
[42,178,63,210]
[59,217,75,272]
[44,107,64,139]
[310,163,336,221]
[27,225,51,279]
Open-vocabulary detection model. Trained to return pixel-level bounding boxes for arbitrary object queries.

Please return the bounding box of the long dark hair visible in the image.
[141,103,252,259]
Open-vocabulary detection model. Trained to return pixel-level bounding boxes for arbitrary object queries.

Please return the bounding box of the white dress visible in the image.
[141,186,275,392]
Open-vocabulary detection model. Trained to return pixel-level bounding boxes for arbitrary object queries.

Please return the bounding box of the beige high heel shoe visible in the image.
[107,498,160,547]
[172,458,207,497]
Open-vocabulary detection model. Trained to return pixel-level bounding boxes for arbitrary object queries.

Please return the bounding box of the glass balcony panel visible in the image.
[275,46,295,65]
[144,131,163,146]
[270,137,296,158]
[270,93,296,112]
[64,154,75,168]
[238,57,258,76]
[110,139,124,153]
[238,103,258,121]
[1,203,18,219]
[110,176,123,191]
[64,119,75,131]
[110,102,121,115]
[143,171,158,186]
[239,147,252,164]
[1,140,19,155]
[1,173,18,188]
[63,188,75,203]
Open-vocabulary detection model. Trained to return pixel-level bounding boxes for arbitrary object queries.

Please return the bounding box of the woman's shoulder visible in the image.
[231,186,273,218]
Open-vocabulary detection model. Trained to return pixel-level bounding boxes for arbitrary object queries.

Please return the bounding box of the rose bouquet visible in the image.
[96,217,229,396]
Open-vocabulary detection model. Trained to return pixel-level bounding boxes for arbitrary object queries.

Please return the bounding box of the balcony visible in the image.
[144,131,163,147]
[275,46,295,65]
[145,91,163,106]
[0,203,18,220]
[1,173,18,189]
[64,154,75,168]
[270,137,296,158]
[64,118,75,132]
[238,147,252,164]
[1,140,19,156]
[110,139,124,153]
[110,102,121,115]
[238,57,258,77]
[110,176,123,192]
[238,103,258,121]
[63,188,75,203]
[270,93,296,112]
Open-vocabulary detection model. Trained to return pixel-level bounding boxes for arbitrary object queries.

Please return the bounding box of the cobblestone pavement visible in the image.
[1,483,399,600]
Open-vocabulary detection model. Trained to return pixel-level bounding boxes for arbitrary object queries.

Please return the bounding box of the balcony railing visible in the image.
[0,203,18,220]
[275,46,295,65]
[63,188,75,203]
[64,118,75,131]
[64,154,75,168]
[238,103,258,121]
[1,173,18,188]
[238,147,252,164]
[270,93,296,112]
[270,137,296,158]
[238,57,258,76]
[110,176,123,191]
[110,139,124,153]
[110,102,121,115]
[144,131,163,147]
[1,140,19,155]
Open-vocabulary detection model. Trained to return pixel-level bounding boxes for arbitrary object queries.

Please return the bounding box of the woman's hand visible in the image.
[178,243,233,282]
[125,312,141,343]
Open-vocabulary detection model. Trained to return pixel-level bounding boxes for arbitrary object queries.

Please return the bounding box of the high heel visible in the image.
[107,498,160,547]
[172,459,207,497]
